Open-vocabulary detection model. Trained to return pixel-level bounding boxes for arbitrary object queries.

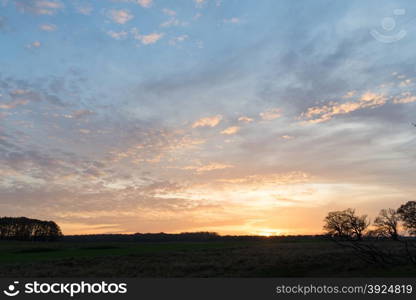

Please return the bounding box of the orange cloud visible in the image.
[302,92,387,123]
[238,116,254,123]
[139,33,164,45]
[393,92,416,104]
[183,163,234,173]
[260,108,281,120]
[0,99,29,109]
[221,126,240,135]
[217,171,309,186]
[26,41,41,49]
[192,115,222,128]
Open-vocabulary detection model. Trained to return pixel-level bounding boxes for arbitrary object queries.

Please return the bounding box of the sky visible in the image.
[0,0,416,236]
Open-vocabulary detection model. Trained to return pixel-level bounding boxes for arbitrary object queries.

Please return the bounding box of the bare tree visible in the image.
[323,210,350,238]
[344,208,369,240]
[397,201,416,236]
[373,208,400,240]
[323,208,369,240]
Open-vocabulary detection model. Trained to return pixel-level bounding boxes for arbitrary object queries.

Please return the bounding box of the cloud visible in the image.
[393,92,416,104]
[130,29,163,45]
[160,18,187,28]
[343,90,356,98]
[158,8,189,28]
[0,99,29,109]
[169,34,188,45]
[139,33,163,45]
[238,116,253,123]
[39,24,57,31]
[221,126,240,135]
[76,4,92,15]
[26,41,41,49]
[217,172,310,186]
[137,0,152,8]
[107,30,128,40]
[183,163,233,173]
[79,129,91,134]
[65,109,95,119]
[260,108,281,120]
[162,8,176,16]
[15,0,63,15]
[192,115,222,128]
[301,92,387,123]
[194,0,207,6]
[399,79,412,87]
[107,9,134,24]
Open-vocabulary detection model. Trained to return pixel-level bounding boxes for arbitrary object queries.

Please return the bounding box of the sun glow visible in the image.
[255,229,282,237]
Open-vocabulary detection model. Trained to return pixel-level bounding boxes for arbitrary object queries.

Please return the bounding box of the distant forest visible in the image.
[0,217,62,241]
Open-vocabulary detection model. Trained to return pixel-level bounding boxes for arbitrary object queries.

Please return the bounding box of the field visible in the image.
[0,237,415,277]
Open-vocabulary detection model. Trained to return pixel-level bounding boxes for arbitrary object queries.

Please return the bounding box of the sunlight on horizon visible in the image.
[0,0,415,236]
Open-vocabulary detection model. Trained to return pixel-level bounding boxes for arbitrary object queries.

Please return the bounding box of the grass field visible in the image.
[0,238,415,277]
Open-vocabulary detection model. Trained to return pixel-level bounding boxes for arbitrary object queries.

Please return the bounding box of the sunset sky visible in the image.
[0,0,415,235]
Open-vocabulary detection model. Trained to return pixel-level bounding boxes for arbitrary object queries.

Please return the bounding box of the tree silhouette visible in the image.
[0,217,62,241]
[397,201,416,236]
[323,208,369,240]
[372,208,400,240]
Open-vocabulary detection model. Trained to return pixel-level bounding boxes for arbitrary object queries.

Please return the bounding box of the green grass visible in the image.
[0,239,415,277]
[0,241,246,264]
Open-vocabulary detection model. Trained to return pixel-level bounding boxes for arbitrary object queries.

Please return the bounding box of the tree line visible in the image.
[0,217,63,241]
[323,201,416,240]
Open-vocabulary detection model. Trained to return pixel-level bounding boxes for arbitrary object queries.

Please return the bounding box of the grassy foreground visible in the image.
[0,238,414,277]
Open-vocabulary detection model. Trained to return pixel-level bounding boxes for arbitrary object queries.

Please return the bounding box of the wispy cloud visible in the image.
[260,108,281,120]
[301,92,387,123]
[0,99,29,109]
[238,116,253,123]
[39,23,57,31]
[183,162,233,172]
[194,0,207,6]
[107,9,134,24]
[15,0,63,15]
[75,4,93,15]
[139,33,163,45]
[169,34,188,45]
[64,109,95,119]
[162,8,176,16]
[393,92,416,104]
[192,115,222,128]
[221,126,240,135]
[26,41,41,49]
[160,18,187,28]
[137,0,153,8]
[107,30,128,40]
[130,28,163,45]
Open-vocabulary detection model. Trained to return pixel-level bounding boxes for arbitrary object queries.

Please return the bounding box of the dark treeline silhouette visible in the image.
[323,201,416,240]
[323,201,416,267]
[0,217,62,241]
[62,232,323,243]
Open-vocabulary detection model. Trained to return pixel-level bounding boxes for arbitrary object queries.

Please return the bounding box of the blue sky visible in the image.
[1,0,416,235]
